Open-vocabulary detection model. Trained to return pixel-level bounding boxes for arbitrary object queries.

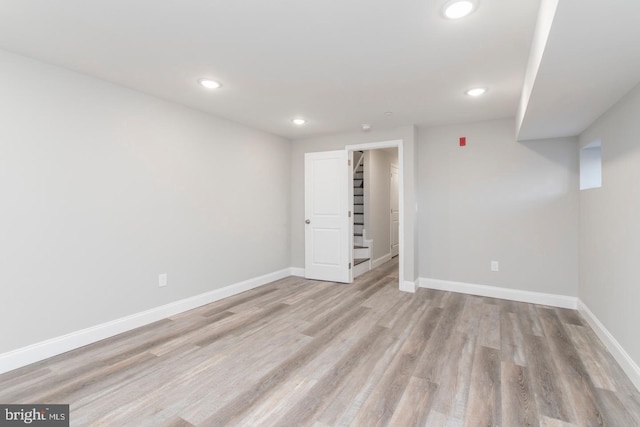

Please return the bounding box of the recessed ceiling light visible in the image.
[465,87,487,97]
[292,118,307,125]
[198,78,221,89]
[443,0,477,19]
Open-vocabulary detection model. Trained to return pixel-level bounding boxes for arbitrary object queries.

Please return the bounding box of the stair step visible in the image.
[354,258,369,266]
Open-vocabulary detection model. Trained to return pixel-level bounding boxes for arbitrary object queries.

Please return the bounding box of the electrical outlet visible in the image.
[159,273,168,287]
[491,261,499,272]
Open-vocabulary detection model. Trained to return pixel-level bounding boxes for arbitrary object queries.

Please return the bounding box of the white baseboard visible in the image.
[353,247,371,259]
[400,279,417,293]
[577,300,640,392]
[353,260,371,278]
[372,253,392,269]
[290,267,305,277]
[0,267,293,375]
[419,278,577,309]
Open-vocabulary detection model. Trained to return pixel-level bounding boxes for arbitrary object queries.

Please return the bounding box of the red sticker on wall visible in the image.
[460,137,466,147]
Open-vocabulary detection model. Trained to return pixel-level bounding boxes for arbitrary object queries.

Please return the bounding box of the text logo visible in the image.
[0,405,69,426]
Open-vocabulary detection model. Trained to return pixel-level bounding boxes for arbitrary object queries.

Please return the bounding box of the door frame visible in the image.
[345,140,404,290]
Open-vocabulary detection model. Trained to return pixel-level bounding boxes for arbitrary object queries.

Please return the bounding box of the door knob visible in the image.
[305,219,311,224]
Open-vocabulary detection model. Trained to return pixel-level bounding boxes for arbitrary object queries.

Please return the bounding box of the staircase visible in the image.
[353,151,371,277]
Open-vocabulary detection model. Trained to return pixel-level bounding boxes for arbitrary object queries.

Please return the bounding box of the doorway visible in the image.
[346,140,404,290]
[303,140,405,290]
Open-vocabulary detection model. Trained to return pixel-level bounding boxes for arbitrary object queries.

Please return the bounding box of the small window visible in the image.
[580,140,602,190]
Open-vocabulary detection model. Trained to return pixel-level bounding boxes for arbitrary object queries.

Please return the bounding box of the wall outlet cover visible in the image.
[159,273,168,287]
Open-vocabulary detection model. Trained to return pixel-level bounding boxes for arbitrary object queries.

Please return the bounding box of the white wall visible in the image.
[579,82,640,368]
[290,126,418,285]
[418,118,579,296]
[0,49,291,354]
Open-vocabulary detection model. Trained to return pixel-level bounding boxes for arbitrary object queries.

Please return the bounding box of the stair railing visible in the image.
[353,151,364,172]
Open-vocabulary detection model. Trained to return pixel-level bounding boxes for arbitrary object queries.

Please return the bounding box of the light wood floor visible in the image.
[2,259,640,426]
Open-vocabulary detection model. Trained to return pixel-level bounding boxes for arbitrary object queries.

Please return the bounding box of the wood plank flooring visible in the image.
[1,258,639,426]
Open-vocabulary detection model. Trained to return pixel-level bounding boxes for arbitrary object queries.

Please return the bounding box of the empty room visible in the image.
[1,0,640,426]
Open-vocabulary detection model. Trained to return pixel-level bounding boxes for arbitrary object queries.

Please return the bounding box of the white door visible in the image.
[390,164,400,257]
[305,150,352,283]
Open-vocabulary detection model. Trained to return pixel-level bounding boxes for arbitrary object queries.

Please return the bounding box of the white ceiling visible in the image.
[0,0,541,139]
[517,0,640,141]
[2,1,637,141]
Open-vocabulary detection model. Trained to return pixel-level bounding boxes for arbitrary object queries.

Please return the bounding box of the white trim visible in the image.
[345,140,404,292]
[400,280,417,293]
[419,278,577,309]
[0,268,292,375]
[353,247,371,259]
[290,267,305,277]
[362,231,373,264]
[345,140,403,151]
[372,253,392,269]
[577,300,640,392]
[353,260,371,278]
